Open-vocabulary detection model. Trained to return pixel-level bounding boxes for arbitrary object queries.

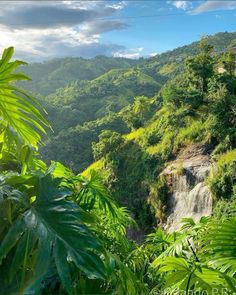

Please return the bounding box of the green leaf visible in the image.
[154,257,229,293]
[0,174,106,292]
[203,218,236,279]
[54,239,73,294]
[0,47,14,69]
[0,46,50,151]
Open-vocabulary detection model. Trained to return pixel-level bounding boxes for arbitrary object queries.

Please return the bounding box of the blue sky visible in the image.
[0,1,235,61]
[104,1,236,57]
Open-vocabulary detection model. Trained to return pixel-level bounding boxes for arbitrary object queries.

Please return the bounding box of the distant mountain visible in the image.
[19,31,236,97]
[43,67,162,131]
[149,31,236,64]
[39,67,163,171]
[19,55,140,95]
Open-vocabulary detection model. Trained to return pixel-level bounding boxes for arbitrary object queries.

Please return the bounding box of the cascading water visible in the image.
[162,148,213,232]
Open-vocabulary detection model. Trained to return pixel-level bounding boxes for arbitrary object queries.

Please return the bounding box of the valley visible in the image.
[0,30,235,294]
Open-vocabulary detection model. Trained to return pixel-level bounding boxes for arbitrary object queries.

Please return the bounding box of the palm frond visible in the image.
[203,217,236,279]
[0,47,50,149]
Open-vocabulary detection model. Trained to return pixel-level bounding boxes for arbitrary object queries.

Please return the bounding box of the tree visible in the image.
[220,51,236,76]
[185,38,214,93]
[208,85,236,141]
[162,83,203,109]
[92,130,124,160]
[121,96,155,129]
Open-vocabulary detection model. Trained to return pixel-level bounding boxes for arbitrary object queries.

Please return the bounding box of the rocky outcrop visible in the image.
[162,144,213,232]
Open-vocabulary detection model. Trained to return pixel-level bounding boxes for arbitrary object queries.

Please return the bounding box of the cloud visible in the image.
[113,52,140,59]
[193,1,236,14]
[0,1,117,29]
[149,52,158,57]
[113,47,144,59]
[169,1,191,11]
[0,1,129,61]
[0,25,125,61]
[108,1,127,10]
[78,20,128,43]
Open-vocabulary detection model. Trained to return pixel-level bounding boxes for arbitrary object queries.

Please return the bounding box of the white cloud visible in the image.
[193,1,236,14]
[0,1,128,61]
[0,25,125,61]
[113,52,140,59]
[113,47,144,59]
[137,47,144,52]
[108,1,127,10]
[149,52,158,57]
[169,1,191,11]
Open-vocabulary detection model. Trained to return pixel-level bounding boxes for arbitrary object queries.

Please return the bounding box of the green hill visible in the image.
[20,31,236,176]
[1,32,236,295]
[40,32,235,171]
[19,55,139,95]
[82,36,236,232]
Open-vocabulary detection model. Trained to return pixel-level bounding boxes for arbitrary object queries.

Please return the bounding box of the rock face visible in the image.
[162,144,213,232]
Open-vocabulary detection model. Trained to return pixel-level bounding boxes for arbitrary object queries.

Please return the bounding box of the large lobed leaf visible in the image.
[0,173,107,294]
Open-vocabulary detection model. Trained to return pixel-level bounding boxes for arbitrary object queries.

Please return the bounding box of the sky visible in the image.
[0,0,235,61]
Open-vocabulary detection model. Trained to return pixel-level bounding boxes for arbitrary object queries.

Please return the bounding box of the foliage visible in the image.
[41,112,129,172]
[121,96,157,129]
[147,175,168,222]
[92,130,124,161]
[18,31,236,173]
[158,63,176,75]
[85,36,236,235]
[0,171,106,293]
[39,67,161,171]
[0,47,146,295]
[207,85,236,141]
[19,56,139,95]
[1,31,236,293]
[185,39,214,91]
[0,47,49,150]
[213,197,236,219]
[162,84,203,109]
[207,150,236,200]
[146,217,236,294]
[219,51,236,75]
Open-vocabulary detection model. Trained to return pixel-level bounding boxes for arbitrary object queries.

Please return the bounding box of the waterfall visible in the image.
[163,152,213,232]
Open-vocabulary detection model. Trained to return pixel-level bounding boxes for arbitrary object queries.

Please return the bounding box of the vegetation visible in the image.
[1,31,236,294]
[19,56,139,95]
[0,47,145,295]
[85,35,236,232]
[25,32,231,174]
[207,149,236,200]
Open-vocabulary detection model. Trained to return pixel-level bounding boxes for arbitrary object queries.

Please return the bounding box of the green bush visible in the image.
[92,130,124,160]
[207,150,236,200]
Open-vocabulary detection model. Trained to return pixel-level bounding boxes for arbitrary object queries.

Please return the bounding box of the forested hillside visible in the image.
[41,70,162,170]
[18,31,236,173]
[84,37,236,234]
[19,56,139,95]
[0,31,236,294]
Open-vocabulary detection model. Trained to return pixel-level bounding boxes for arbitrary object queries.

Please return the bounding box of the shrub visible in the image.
[207,149,236,200]
[147,175,169,222]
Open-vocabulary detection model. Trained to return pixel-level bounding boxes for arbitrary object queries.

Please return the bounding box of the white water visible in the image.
[163,155,213,232]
